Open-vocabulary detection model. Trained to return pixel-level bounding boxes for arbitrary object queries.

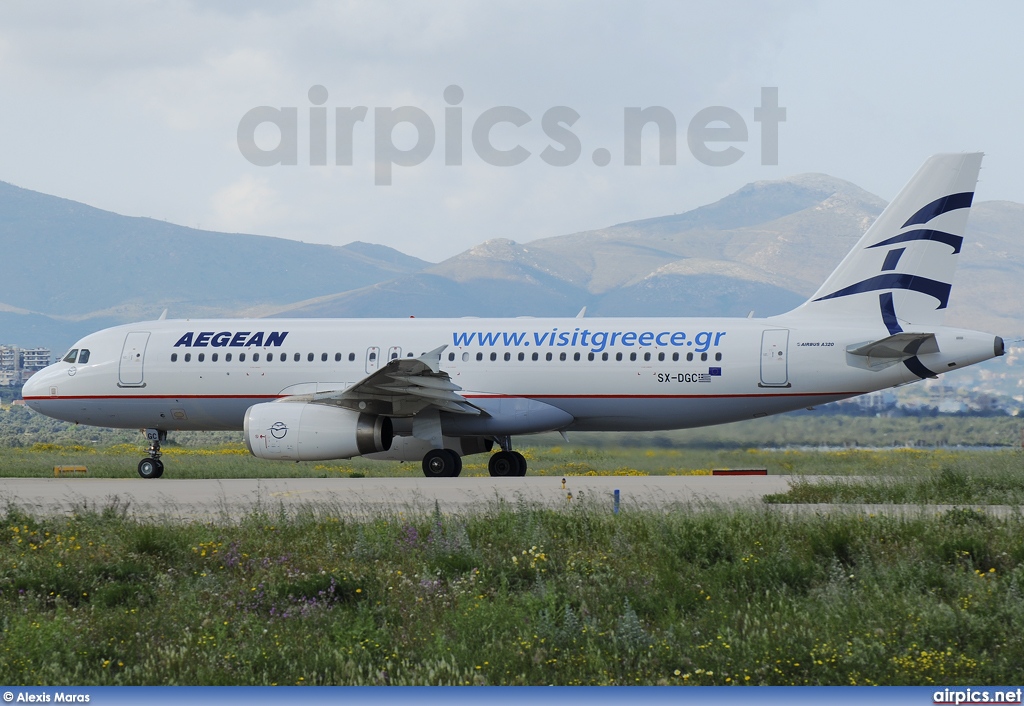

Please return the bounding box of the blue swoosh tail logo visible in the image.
[901,192,973,227]
[814,273,951,309]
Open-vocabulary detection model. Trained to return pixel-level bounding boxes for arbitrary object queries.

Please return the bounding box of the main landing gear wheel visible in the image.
[138,458,164,479]
[489,450,527,477]
[422,448,463,478]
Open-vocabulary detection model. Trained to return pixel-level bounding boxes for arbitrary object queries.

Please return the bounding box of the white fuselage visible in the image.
[22,314,1000,436]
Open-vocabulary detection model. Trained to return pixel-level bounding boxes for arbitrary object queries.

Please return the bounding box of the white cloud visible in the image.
[207,174,288,234]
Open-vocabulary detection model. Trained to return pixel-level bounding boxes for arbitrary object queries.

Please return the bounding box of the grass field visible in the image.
[2,501,1023,685]
[4,411,1024,685]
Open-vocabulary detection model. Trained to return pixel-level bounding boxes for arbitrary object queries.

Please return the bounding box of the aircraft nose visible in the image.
[21,366,55,400]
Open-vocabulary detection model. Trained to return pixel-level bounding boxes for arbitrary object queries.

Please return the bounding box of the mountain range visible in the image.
[1,171,1021,355]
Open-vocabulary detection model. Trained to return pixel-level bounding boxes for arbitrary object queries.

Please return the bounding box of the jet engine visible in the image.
[244,402,392,461]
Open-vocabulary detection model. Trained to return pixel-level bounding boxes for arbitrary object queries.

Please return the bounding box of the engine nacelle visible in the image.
[365,435,493,462]
[244,402,392,461]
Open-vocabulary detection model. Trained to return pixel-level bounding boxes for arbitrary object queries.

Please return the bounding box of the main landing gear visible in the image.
[488,436,527,477]
[138,429,166,479]
[421,448,463,478]
[418,437,528,478]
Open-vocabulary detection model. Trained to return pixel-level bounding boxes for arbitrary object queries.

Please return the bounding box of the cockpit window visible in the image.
[78,349,90,365]
[63,349,79,364]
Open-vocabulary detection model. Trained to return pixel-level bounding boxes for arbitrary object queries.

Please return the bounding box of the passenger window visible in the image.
[630,352,637,362]
[532,352,539,361]
[171,353,178,362]
[657,352,664,362]
[78,349,91,364]
[686,352,693,362]
[448,352,455,361]
[587,353,594,361]
[184,353,192,362]
[476,352,483,361]
[211,353,218,362]
[616,352,622,361]
[573,352,580,361]
[280,353,287,362]
[545,352,553,361]
[348,353,355,362]
[240,353,246,362]
[253,353,259,362]
[462,352,469,362]
[490,352,497,361]
[701,352,708,361]
[198,353,205,362]
[518,352,525,361]
[602,353,608,361]
[335,353,342,362]
[715,352,722,361]
[672,352,679,362]
[321,353,328,362]
[63,349,79,364]
[643,352,651,362]
[369,352,376,361]
[504,352,511,361]
[226,353,232,362]
[294,353,301,362]
[309,352,316,362]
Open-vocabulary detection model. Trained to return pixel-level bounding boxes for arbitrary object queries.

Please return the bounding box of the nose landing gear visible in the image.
[138,428,166,479]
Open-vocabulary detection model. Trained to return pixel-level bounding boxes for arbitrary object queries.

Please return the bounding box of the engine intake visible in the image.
[244,402,393,461]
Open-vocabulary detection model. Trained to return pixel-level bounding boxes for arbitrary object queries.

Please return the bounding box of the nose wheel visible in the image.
[138,428,166,479]
[138,457,164,479]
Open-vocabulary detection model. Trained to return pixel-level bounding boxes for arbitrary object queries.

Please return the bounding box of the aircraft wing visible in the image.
[302,345,484,417]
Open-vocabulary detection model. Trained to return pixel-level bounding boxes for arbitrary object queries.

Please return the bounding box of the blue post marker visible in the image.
[613,488,620,514]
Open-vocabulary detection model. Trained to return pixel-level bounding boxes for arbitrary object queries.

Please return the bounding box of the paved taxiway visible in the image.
[1,475,794,519]
[3,476,1022,520]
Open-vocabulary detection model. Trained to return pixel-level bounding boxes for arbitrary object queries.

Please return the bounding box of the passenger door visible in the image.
[759,329,790,387]
[119,332,150,387]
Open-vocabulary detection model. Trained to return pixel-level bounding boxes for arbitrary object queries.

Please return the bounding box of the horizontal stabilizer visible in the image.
[846,332,938,372]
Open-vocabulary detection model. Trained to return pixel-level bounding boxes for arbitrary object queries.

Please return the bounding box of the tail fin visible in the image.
[789,152,983,331]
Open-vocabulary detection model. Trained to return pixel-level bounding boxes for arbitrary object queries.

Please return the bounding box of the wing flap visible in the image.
[308,346,484,417]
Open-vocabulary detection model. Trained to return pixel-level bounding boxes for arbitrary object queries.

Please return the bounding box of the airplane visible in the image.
[22,153,1003,479]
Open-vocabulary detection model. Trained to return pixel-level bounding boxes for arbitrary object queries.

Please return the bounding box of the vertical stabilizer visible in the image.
[789,153,983,331]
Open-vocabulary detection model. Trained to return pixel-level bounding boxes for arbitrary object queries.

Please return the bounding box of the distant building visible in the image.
[20,348,51,371]
[0,345,51,385]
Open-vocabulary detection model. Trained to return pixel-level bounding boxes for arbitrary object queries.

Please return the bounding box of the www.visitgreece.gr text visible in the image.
[451,328,727,354]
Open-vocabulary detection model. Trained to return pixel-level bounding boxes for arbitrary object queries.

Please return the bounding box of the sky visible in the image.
[0,1,1021,262]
